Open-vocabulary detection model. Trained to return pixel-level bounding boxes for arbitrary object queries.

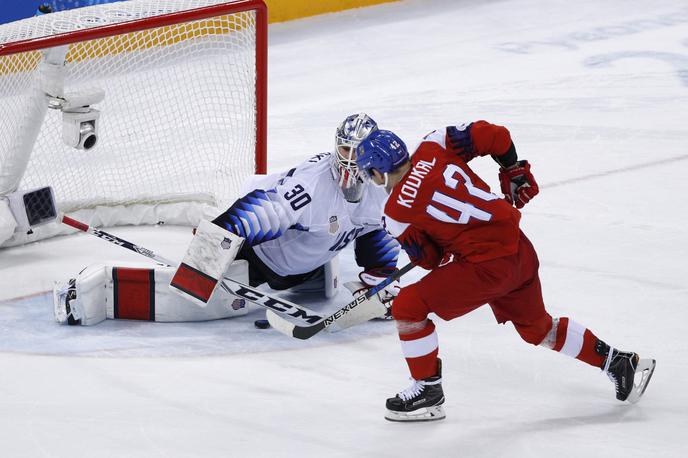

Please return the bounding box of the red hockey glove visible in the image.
[400,230,443,271]
[499,160,539,209]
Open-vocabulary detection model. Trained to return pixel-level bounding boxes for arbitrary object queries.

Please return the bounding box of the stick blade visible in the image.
[265,310,325,340]
[265,310,296,337]
[293,321,324,340]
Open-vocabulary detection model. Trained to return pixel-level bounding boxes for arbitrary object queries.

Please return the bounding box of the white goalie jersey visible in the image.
[212,152,400,277]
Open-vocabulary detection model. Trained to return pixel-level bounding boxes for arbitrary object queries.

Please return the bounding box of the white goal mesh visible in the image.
[0,0,266,246]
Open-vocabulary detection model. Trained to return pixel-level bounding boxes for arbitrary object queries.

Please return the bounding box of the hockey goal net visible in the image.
[0,0,266,247]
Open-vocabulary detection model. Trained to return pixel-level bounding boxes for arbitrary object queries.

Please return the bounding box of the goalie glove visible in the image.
[499,160,539,209]
[343,268,401,320]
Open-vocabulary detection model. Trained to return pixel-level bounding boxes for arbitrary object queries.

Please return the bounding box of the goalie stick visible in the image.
[266,262,415,340]
[59,214,325,326]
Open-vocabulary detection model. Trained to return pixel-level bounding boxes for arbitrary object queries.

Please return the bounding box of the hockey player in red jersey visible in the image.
[355,122,656,422]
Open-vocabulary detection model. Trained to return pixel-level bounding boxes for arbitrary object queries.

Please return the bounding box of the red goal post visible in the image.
[0,0,267,247]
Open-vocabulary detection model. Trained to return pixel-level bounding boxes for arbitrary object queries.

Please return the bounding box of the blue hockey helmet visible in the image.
[355,130,409,183]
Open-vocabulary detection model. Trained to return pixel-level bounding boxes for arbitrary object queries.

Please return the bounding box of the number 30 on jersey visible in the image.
[283,184,312,211]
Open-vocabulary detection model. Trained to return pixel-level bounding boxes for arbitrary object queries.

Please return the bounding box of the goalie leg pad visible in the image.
[324,255,339,299]
[55,260,251,325]
[170,219,244,306]
[111,261,250,322]
[111,267,155,321]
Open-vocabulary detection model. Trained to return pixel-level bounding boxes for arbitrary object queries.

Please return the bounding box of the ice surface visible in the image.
[1,0,687,456]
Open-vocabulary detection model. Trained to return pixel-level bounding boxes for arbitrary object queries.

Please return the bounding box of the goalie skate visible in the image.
[53,279,82,325]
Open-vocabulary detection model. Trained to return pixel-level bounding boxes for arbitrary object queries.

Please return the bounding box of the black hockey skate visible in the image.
[597,340,656,403]
[385,359,445,422]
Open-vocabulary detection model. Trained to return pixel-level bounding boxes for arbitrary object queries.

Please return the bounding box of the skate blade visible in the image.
[385,405,446,422]
[626,358,656,404]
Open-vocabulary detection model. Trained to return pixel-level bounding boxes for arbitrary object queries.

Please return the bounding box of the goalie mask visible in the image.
[333,113,379,202]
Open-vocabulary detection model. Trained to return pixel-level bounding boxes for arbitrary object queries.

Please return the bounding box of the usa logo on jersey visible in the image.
[329,216,339,235]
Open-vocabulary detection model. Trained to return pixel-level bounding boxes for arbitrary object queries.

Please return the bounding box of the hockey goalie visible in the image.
[53,113,401,326]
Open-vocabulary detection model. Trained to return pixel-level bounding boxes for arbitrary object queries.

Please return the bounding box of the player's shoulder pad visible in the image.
[421,123,471,149]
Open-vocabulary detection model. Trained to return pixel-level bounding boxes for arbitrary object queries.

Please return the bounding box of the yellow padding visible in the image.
[264,0,399,23]
[0,2,400,76]
[64,14,250,62]
[0,13,251,76]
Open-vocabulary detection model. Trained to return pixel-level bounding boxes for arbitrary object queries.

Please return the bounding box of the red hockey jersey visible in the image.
[383,122,522,269]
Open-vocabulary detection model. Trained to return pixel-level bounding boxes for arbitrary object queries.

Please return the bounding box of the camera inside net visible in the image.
[60,88,105,150]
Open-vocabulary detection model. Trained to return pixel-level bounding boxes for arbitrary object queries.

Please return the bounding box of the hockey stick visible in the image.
[266,262,415,340]
[59,214,325,326]
[60,214,177,266]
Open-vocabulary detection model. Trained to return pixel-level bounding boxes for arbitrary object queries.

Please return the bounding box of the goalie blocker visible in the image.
[170,219,244,306]
[54,260,250,325]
